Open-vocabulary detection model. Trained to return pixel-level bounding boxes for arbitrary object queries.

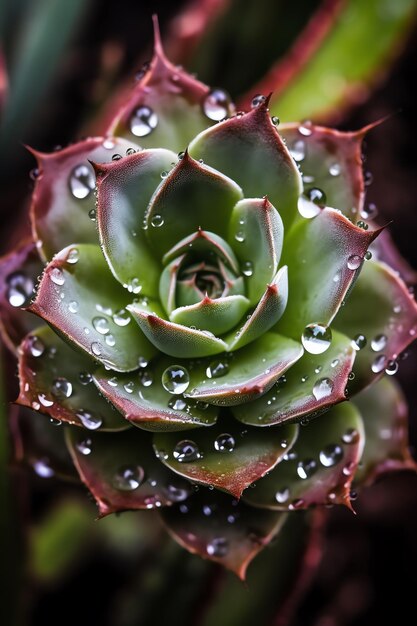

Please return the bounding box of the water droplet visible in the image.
[356,220,368,230]
[91,342,102,356]
[130,105,158,137]
[251,94,266,108]
[275,487,290,503]
[126,147,137,156]
[271,115,280,125]
[214,433,235,452]
[50,267,65,285]
[139,370,153,387]
[113,308,131,326]
[371,354,386,373]
[361,202,378,220]
[178,151,185,160]
[68,300,78,313]
[103,138,115,149]
[351,333,367,350]
[79,371,92,385]
[112,153,122,161]
[206,361,229,379]
[302,323,332,354]
[297,196,321,219]
[162,366,190,394]
[341,428,360,444]
[69,164,95,199]
[88,209,96,221]
[92,316,110,335]
[242,261,253,277]
[30,168,40,181]
[289,140,306,162]
[319,444,343,467]
[305,187,327,206]
[203,537,229,558]
[168,397,187,411]
[151,214,164,228]
[385,359,398,376]
[173,440,201,463]
[313,378,334,400]
[113,466,144,491]
[329,162,341,176]
[66,249,80,265]
[76,410,103,430]
[27,335,45,357]
[105,334,115,347]
[124,381,135,394]
[234,231,245,242]
[297,459,317,479]
[6,272,34,307]
[371,334,387,352]
[33,458,54,478]
[364,171,373,186]
[51,377,73,399]
[347,255,362,271]
[76,437,92,455]
[203,89,232,121]
[38,393,54,407]
[299,122,313,136]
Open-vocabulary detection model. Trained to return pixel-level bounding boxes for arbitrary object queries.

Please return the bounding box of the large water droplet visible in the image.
[76,437,92,455]
[91,342,102,356]
[77,410,102,430]
[151,214,164,228]
[6,272,34,307]
[302,323,332,354]
[371,334,387,352]
[297,459,317,479]
[319,444,343,467]
[385,359,398,376]
[38,393,54,407]
[299,122,313,136]
[207,537,229,557]
[305,187,327,206]
[371,354,386,373]
[67,248,79,264]
[27,335,45,357]
[206,360,229,379]
[130,105,158,137]
[351,333,367,350]
[69,164,95,199]
[275,487,290,504]
[139,370,153,387]
[347,255,362,270]
[313,378,334,400]
[50,267,65,285]
[168,397,187,411]
[162,366,190,394]
[203,89,231,121]
[297,196,321,219]
[290,140,306,162]
[214,433,235,453]
[173,440,201,463]
[79,371,92,385]
[113,308,131,326]
[51,377,73,399]
[92,316,110,335]
[251,94,266,108]
[113,466,144,491]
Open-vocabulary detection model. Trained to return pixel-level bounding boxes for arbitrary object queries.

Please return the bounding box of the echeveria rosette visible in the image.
[1,26,417,581]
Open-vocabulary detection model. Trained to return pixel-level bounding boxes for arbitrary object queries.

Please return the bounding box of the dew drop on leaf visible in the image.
[202,89,232,121]
[173,440,201,463]
[319,444,343,467]
[6,272,34,307]
[313,378,334,400]
[301,323,332,354]
[162,366,190,394]
[112,466,144,491]
[69,164,95,199]
[130,105,158,137]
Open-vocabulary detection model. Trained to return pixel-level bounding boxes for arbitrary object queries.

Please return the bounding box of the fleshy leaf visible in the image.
[145,152,243,258]
[107,17,227,151]
[280,123,367,221]
[170,294,250,335]
[185,332,303,406]
[228,197,284,304]
[189,99,302,229]
[232,330,354,426]
[93,359,218,432]
[160,489,286,579]
[353,377,417,486]
[163,229,239,273]
[0,240,44,352]
[95,148,177,297]
[66,428,193,516]
[16,326,127,430]
[153,414,298,498]
[128,305,228,358]
[336,260,417,393]
[278,208,380,339]
[224,267,288,351]
[28,244,157,372]
[29,137,138,261]
[243,402,364,511]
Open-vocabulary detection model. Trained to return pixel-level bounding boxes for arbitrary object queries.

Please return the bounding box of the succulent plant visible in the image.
[1,20,417,580]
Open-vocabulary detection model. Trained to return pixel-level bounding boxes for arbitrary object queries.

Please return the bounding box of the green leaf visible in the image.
[185,332,303,406]
[145,152,243,258]
[153,414,298,498]
[224,267,288,351]
[0,239,44,353]
[93,359,218,432]
[270,0,417,122]
[335,260,417,393]
[189,100,302,230]
[160,489,286,579]
[30,499,93,582]
[170,295,250,335]
[16,326,127,430]
[353,377,417,486]
[108,18,226,151]
[243,402,364,511]
[228,197,283,304]
[66,427,194,516]
[28,244,157,372]
[163,229,239,273]
[280,123,367,221]
[30,138,140,261]
[96,148,177,298]
[278,208,379,339]
[232,330,355,426]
